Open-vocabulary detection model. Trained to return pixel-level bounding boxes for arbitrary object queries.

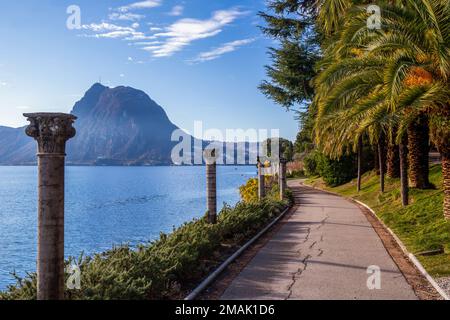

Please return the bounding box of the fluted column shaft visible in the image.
[205,149,217,224]
[24,113,77,300]
[279,160,287,200]
[258,161,265,200]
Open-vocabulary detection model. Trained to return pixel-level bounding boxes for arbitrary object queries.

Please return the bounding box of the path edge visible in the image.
[302,181,448,300]
[184,205,292,300]
[353,199,449,300]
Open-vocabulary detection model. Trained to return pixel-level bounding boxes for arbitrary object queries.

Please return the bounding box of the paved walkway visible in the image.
[221,180,417,300]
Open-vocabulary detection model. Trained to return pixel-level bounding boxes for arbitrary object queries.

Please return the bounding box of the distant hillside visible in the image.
[0,84,259,166]
[0,84,184,165]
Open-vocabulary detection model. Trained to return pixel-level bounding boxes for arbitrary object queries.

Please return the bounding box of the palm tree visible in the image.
[314,0,449,217]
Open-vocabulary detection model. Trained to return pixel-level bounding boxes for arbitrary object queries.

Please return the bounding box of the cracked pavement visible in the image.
[220,180,417,300]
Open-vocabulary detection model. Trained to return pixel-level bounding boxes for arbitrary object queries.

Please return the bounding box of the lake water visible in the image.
[0,166,256,290]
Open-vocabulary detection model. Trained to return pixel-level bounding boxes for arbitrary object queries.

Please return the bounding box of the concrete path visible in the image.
[221,180,417,300]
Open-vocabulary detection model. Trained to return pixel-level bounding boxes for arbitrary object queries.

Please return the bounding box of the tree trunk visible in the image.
[378,135,386,193]
[443,152,450,220]
[407,114,430,188]
[399,135,409,206]
[387,128,400,178]
[357,136,363,192]
[374,146,380,175]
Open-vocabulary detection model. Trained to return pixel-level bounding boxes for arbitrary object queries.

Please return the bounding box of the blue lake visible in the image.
[0,165,256,290]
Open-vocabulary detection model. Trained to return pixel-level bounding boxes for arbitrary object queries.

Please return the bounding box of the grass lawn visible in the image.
[305,164,450,278]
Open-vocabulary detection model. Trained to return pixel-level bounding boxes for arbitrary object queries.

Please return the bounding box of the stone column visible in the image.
[279,159,287,200]
[204,148,217,224]
[257,158,265,200]
[24,113,77,300]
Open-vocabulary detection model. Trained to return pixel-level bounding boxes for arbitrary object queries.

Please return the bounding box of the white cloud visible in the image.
[146,8,247,57]
[81,23,134,33]
[81,22,155,40]
[0,81,7,87]
[16,106,31,110]
[191,38,256,63]
[119,0,162,12]
[132,41,162,46]
[109,12,145,21]
[128,57,134,61]
[120,74,125,77]
[168,5,184,16]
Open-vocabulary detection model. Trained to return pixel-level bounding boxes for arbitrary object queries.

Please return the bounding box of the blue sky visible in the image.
[0,0,299,141]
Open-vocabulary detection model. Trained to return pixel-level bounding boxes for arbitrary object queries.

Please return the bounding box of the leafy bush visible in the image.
[239,175,287,204]
[303,151,320,176]
[316,153,356,187]
[0,196,288,300]
[239,178,259,203]
[303,151,356,187]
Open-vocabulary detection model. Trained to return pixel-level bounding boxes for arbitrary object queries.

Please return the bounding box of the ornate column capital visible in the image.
[203,148,217,165]
[24,113,77,155]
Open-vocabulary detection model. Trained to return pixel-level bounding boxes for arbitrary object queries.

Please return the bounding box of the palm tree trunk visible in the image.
[374,146,380,175]
[443,152,450,220]
[407,114,430,188]
[399,135,409,206]
[378,135,386,193]
[387,128,400,178]
[357,136,363,192]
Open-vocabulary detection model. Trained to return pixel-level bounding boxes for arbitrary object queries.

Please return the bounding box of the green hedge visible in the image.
[304,151,356,187]
[1,197,289,300]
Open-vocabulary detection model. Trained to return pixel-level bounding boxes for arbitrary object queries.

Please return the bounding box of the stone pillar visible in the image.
[279,159,287,200]
[257,158,265,200]
[24,113,77,300]
[204,148,217,224]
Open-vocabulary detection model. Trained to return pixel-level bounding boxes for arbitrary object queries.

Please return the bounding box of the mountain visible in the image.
[67,83,181,165]
[0,84,184,165]
[0,126,35,164]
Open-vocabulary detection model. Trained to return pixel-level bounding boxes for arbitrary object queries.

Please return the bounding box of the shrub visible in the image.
[239,178,259,203]
[303,151,320,176]
[316,153,356,187]
[303,151,356,187]
[0,196,288,300]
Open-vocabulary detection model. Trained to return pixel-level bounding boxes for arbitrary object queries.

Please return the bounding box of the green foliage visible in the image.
[239,178,259,203]
[316,153,356,187]
[239,176,288,204]
[304,151,356,187]
[303,151,320,176]
[263,138,294,161]
[258,1,319,109]
[0,196,288,300]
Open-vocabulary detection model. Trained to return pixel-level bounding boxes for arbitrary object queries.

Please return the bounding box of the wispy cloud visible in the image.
[191,38,256,63]
[81,22,155,40]
[109,12,145,21]
[118,0,162,12]
[168,5,184,16]
[146,8,248,58]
